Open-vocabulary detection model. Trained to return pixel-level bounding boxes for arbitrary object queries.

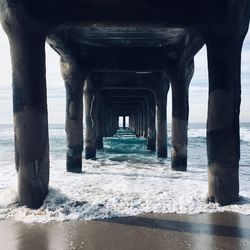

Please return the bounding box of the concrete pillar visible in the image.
[206,36,245,205]
[61,59,85,173]
[111,113,115,134]
[139,106,143,137]
[132,113,137,135]
[102,104,108,137]
[115,115,119,131]
[106,109,111,136]
[129,115,132,130]
[96,97,104,149]
[155,82,169,158]
[133,112,137,135]
[130,115,133,131]
[110,112,113,135]
[84,80,99,159]
[136,111,141,137]
[9,31,49,208]
[136,113,139,136]
[171,59,194,171]
[142,101,148,138]
[96,133,103,149]
[130,114,135,133]
[147,97,156,151]
[123,115,126,129]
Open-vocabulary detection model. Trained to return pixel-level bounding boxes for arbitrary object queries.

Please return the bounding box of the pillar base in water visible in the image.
[157,148,168,158]
[66,145,83,173]
[85,147,96,159]
[96,143,104,150]
[96,139,103,150]
[171,156,187,171]
[147,144,156,151]
[171,147,187,171]
[147,143,156,151]
[207,164,239,205]
[66,155,82,173]
[19,169,49,209]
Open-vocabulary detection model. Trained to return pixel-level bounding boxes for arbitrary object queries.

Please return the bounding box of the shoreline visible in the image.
[1,212,250,250]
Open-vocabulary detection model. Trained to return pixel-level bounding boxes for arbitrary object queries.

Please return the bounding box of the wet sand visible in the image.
[0,212,250,250]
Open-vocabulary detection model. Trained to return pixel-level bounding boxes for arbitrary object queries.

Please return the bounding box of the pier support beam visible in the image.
[206,35,245,205]
[155,81,169,158]
[9,31,49,208]
[61,60,85,173]
[105,108,112,137]
[84,80,99,159]
[96,97,104,149]
[171,59,194,171]
[123,116,126,129]
[142,101,148,138]
[147,96,156,151]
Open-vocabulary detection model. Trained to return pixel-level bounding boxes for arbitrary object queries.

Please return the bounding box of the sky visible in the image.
[0,26,250,124]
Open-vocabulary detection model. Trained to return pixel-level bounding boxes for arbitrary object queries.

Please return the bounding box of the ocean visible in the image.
[0,123,250,223]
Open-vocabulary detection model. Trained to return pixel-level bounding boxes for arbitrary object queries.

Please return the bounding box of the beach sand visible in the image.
[0,212,250,250]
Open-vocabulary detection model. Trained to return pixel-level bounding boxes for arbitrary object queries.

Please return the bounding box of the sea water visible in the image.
[0,123,250,223]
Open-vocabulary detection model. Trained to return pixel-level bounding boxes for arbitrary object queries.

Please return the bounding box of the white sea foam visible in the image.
[0,126,250,223]
[240,127,250,142]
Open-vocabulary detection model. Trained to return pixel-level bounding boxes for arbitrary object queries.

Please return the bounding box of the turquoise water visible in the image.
[0,123,250,222]
[1,123,250,170]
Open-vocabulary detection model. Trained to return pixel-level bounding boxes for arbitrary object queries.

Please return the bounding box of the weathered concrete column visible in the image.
[133,112,138,136]
[147,96,156,151]
[102,104,108,137]
[171,59,194,171]
[113,114,118,134]
[123,116,126,129]
[8,31,49,208]
[129,115,132,130]
[96,131,103,149]
[96,96,104,149]
[142,100,148,138]
[155,81,169,158]
[136,110,141,137]
[132,112,137,136]
[110,112,114,135]
[130,114,135,133]
[61,59,85,173]
[84,80,99,159]
[139,105,144,137]
[206,35,246,205]
[105,108,111,136]
[115,115,119,132]
[111,113,115,134]
[106,108,111,136]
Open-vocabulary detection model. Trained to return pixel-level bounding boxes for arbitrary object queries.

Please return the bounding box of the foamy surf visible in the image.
[0,125,250,223]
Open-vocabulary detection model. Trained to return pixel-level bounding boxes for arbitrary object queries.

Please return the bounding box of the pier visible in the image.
[0,0,249,208]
